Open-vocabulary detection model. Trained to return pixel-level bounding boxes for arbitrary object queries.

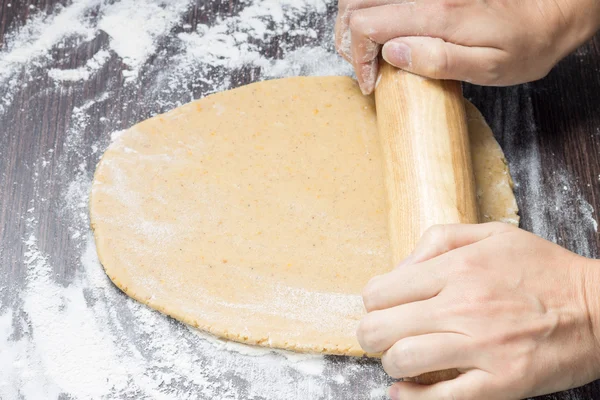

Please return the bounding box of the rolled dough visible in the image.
[90,76,519,356]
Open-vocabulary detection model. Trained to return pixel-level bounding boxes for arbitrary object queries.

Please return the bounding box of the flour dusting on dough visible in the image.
[89,77,518,357]
[1,1,397,398]
[2,0,597,399]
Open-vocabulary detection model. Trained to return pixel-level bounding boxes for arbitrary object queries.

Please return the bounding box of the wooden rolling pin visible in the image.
[374,60,479,384]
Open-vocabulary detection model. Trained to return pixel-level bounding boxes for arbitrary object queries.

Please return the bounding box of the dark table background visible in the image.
[1,0,599,399]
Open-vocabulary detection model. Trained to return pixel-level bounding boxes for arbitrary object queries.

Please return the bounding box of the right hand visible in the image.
[335,0,600,94]
[357,223,600,400]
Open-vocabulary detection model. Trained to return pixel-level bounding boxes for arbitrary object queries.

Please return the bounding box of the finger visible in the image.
[381,36,510,84]
[339,0,410,11]
[389,369,491,400]
[357,298,442,353]
[406,222,515,265]
[364,222,508,313]
[334,10,353,61]
[349,6,381,93]
[335,0,386,61]
[363,259,446,312]
[351,26,380,94]
[343,1,420,93]
[335,0,414,61]
[348,2,459,46]
[382,333,473,379]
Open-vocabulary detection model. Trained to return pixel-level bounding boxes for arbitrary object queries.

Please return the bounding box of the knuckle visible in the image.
[470,287,495,305]
[389,339,418,376]
[446,254,477,280]
[422,224,448,245]
[483,66,502,86]
[356,312,383,351]
[359,40,380,62]
[480,57,506,85]
[505,353,533,381]
[361,277,381,311]
[425,40,451,79]
[348,10,367,33]
[438,0,468,11]
[454,254,478,274]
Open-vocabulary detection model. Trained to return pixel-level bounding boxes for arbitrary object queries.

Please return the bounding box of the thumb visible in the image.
[381,36,506,85]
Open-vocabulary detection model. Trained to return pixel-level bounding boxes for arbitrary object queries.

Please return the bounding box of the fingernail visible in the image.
[382,41,411,68]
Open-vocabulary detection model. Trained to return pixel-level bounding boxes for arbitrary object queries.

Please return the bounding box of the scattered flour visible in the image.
[0,0,98,112]
[0,0,391,399]
[0,1,97,77]
[0,211,385,399]
[97,0,191,79]
[1,0,598,399]
[489,85,599,258]
[369,387,389,399]
[48,49,110,81]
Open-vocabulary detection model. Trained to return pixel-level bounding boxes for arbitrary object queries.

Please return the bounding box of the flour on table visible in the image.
[0,0,390,399]
[98,0,191,79]
[491,85,599,258]
[48,49,110,82]
[1,0,597,399]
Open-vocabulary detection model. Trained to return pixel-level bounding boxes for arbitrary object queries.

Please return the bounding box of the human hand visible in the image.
[357,223,600,400]
[335,0,600,94]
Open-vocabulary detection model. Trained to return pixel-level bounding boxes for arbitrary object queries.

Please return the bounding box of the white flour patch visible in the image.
[158,0,349,108]
[264,46,354,78]
[1,0,391,399]
[0,0,98,112]
[0,309,54,400]
[582,199,599,232]
[21,233,134,398]
[48,49,110,81]
[0,1,97,78]
[487,85,598,257]
[187,326,327,376]
[369,387,388,399]
[98,0,191,79]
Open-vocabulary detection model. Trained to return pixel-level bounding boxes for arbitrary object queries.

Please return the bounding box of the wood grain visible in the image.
[375,61,478,262]
[375,60,477,387]
[1,1,599,399]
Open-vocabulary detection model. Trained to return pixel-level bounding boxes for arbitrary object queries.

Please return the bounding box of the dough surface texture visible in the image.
[90,76,519,356]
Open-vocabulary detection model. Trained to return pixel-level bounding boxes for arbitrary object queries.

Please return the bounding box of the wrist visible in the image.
[583,258,600,377]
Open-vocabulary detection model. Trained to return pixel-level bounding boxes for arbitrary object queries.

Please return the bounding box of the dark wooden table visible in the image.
[1,1,599,399]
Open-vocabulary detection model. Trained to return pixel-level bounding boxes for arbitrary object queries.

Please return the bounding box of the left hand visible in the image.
[335,0,600,94]
[357,223,600,400]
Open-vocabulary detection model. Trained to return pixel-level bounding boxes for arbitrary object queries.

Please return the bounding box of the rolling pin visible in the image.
[374,60,479,384]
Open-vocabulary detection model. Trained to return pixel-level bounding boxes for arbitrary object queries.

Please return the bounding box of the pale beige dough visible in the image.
[90,76,519,356]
